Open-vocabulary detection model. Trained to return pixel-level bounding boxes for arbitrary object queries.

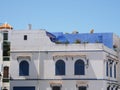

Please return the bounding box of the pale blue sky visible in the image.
[0,0,120,34]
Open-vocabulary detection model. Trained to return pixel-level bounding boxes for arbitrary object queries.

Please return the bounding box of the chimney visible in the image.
[28,24,32,30]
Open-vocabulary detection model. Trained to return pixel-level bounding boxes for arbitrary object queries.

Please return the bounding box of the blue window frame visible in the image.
[114,64,116,78]
[55,60,65,75]
[106,62,109,76]
[110,66,112,77]
[13,87,35,90]
[19,60,29,76]
[75,59,85,75]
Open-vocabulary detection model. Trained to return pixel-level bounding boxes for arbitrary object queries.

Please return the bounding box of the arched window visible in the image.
[55,60,65,75]
[114,64,116,78]
[75,59,85,75]
[106,62,109,76]
[19,60,29,76]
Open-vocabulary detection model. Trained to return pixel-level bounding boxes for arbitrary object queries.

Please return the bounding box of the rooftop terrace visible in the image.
[51,32,114,49]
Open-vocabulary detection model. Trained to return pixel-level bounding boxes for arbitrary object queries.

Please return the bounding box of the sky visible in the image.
[0,0,120,34]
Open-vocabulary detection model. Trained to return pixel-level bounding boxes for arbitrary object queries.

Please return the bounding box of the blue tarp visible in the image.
[52,32,113,49]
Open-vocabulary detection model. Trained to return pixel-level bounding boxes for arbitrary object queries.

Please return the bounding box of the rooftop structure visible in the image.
[52,32,120,49]
[0,23,13,30]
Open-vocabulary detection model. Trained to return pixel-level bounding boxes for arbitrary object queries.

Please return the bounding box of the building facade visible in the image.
[0,23,12,90]
[0,23,120,90]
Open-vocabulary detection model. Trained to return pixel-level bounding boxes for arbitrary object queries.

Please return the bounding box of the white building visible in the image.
[0,23,120,90]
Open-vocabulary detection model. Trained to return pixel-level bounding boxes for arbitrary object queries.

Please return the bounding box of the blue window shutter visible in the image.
[55,60,65,75]
[19,61,29,76]
[13,87,35,90]
[106,62,109,76]
[110,66,112,77]
[114,64,116,78]
[75,60,85,75]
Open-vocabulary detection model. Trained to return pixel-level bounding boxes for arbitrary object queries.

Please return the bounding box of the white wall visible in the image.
[40,80,115,90]
[43,51,105,79]
[10,52,40,79]
[9,30,54,51]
